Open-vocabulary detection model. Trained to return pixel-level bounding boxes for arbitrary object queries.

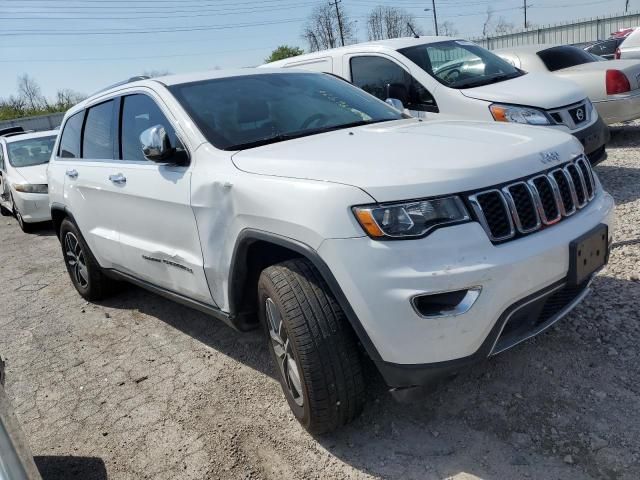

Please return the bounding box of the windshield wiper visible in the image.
[452,71,523,89]
[227,119,394,151]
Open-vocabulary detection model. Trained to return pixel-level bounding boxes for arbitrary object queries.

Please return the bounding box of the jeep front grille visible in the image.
[469,156,596,243]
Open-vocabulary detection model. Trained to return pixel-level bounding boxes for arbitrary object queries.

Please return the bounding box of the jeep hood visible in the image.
[460,72,585,109]
[231,119,583,202]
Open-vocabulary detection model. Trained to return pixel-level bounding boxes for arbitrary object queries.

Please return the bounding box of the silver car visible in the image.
[0,357,41,480]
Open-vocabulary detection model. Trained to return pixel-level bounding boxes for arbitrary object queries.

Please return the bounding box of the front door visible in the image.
[113,92,213,304]
[346,54,438,119]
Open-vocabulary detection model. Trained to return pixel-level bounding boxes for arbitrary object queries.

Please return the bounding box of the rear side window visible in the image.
[350,56,437,111]
[83,100,115,159]
[537,46,597,72]
[120,94,179,161]
[58,111,84,158]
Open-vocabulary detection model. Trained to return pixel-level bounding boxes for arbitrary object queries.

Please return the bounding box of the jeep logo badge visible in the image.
[576,108,585,122]
[540,151,561,164]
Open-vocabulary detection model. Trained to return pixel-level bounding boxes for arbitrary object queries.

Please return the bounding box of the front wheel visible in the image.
[258,258,365,434]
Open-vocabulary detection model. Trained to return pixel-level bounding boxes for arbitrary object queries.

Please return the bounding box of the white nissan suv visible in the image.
[48,69,615,433]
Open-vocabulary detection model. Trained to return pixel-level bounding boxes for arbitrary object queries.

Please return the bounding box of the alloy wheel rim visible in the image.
[64,232,89,288]
[265,297,304,407]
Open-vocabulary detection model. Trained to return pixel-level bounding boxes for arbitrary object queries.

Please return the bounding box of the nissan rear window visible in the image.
[537,46,598,72]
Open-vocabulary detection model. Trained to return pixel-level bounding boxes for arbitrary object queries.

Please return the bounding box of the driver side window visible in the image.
[120,94,181,161]
[350,56,438,112]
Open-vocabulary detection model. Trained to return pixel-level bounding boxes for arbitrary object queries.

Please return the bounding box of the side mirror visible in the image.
[140,125,175,162]
[385,98,405,111]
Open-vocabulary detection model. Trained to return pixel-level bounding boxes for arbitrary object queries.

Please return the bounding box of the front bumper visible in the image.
[572,115,610,165]
[318,190,615,387]
[11,191,51,223]
[594,90,640,125]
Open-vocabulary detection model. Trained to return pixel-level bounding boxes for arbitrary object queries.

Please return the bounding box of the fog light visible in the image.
[411,287,481,318]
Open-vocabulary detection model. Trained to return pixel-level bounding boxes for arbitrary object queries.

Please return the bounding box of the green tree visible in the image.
[265,45,304,64]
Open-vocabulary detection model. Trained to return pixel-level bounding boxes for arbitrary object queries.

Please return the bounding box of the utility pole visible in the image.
[523,0,529,29]
[329,0,345,47]
[626,0,630,13]
[432,0,439,36]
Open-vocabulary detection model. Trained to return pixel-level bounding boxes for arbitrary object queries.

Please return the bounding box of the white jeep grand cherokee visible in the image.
[48,69,615,433]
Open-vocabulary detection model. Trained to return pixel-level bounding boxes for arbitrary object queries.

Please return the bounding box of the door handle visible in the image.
[109,173,127,185]
[66,169,78,179]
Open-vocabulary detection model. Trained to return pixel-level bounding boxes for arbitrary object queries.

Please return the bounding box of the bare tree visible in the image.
[494,17,515,36]
[438,21,458,37]
[367,6,421,41]
[55,89,85,110]
[17,74,45,110]
[482,7,494,38]
[302,4,355,52]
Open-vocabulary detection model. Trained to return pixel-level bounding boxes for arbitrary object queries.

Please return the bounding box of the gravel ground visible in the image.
[1,126,639,480]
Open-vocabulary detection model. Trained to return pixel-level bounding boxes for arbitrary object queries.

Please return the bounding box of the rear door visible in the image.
[57,100,125,268]
[111,91,212,304]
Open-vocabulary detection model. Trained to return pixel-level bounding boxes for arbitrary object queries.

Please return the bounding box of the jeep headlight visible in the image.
[489,103,551,125]
[353,196,470,239]
[13,184,48,194]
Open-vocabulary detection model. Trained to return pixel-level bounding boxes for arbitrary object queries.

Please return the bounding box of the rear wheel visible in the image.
[258,258,365,434]
[59,218,116,300]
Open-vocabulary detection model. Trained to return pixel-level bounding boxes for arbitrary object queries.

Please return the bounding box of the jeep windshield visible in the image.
[169,72,404,151]
[399,40,524,89]
[7,136,56,167]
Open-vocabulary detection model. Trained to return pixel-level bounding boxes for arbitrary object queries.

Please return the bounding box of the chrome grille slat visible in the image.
[469,156,597,243]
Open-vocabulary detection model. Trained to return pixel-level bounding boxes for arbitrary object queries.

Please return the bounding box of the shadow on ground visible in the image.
[97,268,639,479]
[35,456,107,480]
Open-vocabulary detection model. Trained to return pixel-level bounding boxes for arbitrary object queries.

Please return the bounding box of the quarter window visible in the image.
[350,56,437,112]
[58,111,84,158]
[82,100,115,159]
[120,94,179,161]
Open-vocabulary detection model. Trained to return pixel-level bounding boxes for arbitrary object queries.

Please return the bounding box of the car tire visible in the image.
[258,258,365,434]
[59,218,116,301]
[0,203,11,216]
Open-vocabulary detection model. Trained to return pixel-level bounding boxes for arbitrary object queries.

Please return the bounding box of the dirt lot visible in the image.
[1,127,639,480]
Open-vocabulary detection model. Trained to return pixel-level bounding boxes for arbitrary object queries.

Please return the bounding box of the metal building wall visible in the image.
[473,11,640,50]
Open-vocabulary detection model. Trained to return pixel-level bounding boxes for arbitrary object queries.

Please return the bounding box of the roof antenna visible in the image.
[407,22,419,38]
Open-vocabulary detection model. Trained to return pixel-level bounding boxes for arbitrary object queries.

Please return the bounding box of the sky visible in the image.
[0,0,631,98]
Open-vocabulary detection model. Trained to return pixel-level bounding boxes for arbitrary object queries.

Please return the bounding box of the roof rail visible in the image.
[0,126,25,137]
[91,75,151,96]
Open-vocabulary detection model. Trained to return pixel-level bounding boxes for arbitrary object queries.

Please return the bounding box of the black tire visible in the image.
[59,218,116,301]
[0,204,11,216]
[258,258,365,434]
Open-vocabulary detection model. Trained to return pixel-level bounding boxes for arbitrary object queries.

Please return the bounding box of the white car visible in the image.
[48,69,615,433]
[263,36,610,165]
[496,44,640,125]
[0,128,57,232]
[615,27,640,59]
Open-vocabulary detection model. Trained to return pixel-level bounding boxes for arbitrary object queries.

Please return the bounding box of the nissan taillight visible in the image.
[606,69,631,94]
